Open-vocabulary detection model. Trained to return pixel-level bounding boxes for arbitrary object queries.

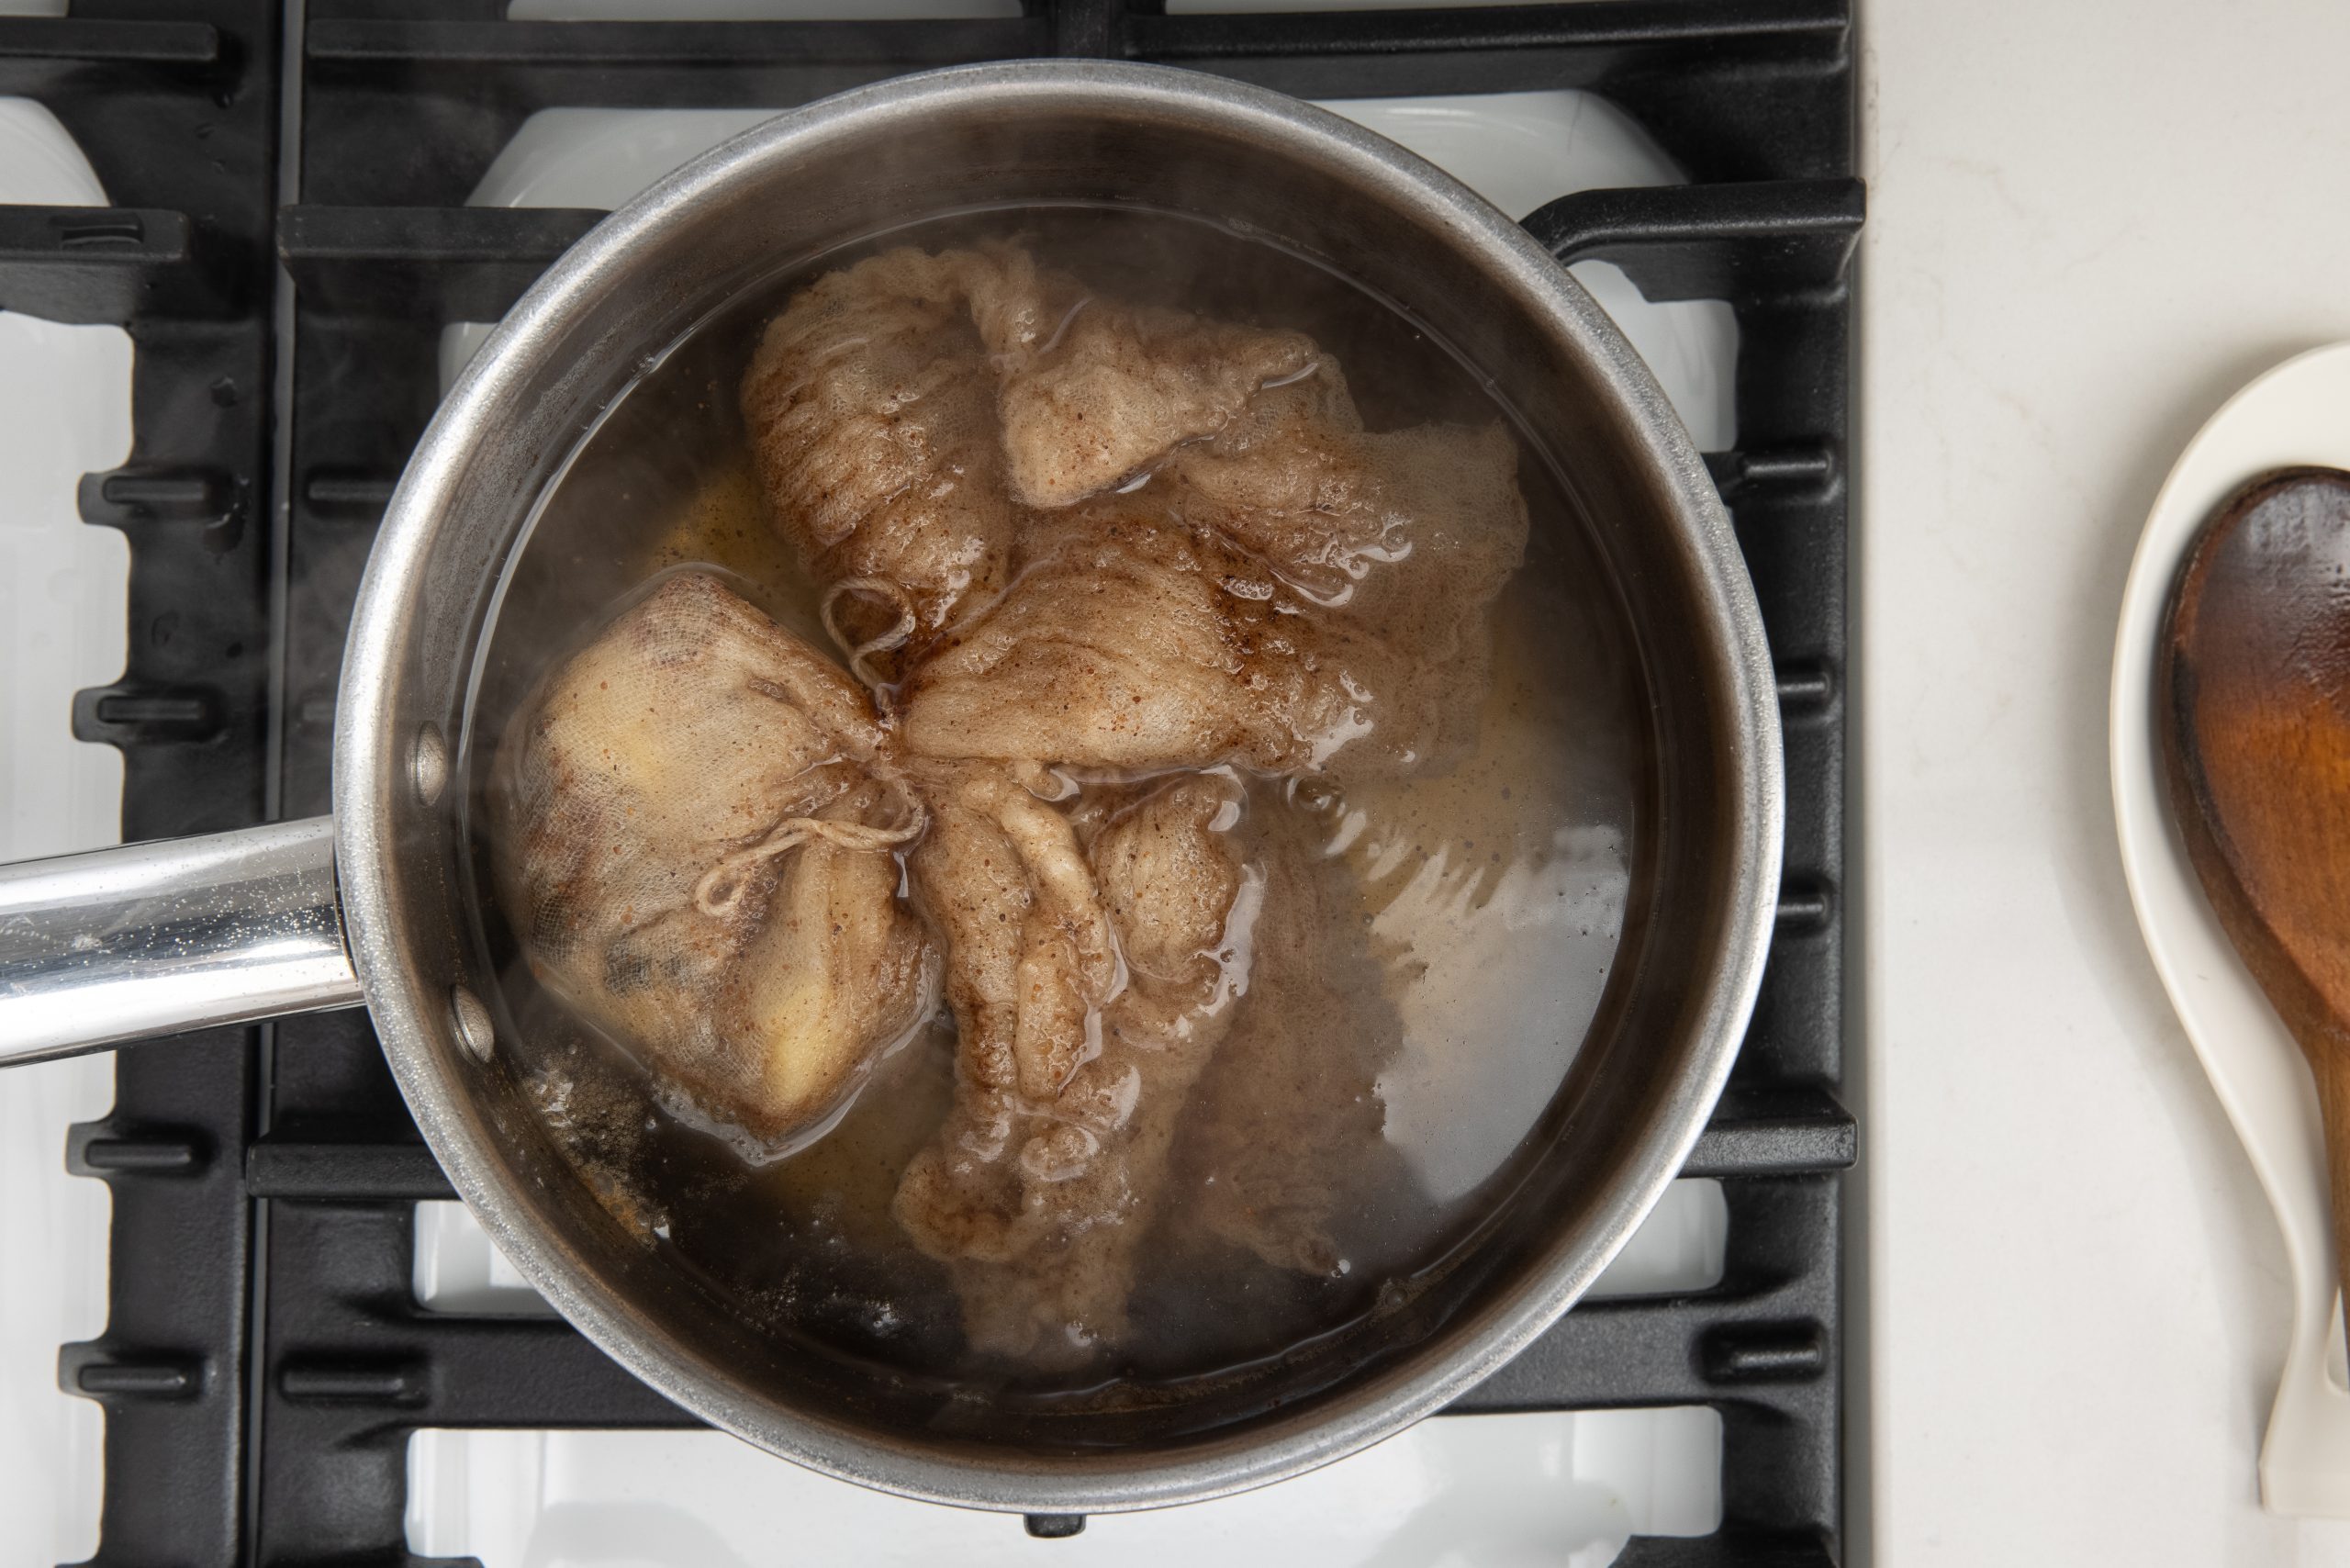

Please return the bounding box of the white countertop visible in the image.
[1857,0,2350,1561]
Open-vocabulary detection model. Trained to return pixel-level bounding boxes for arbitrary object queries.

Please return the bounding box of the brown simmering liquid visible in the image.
[462,206,1646,1400]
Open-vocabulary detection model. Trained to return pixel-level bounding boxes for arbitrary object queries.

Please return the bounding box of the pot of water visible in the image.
[0,61,1781,1514]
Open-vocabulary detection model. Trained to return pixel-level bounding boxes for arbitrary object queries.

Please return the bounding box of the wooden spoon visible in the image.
[2160,465,2350,1327]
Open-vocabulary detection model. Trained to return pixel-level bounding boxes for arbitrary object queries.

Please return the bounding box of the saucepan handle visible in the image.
[0,816,362,1066]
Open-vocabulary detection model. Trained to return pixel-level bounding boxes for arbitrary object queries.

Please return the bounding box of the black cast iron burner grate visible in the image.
[0,3,1857,1562]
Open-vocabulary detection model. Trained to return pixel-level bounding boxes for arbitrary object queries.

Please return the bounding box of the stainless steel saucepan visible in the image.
[0,61,1781,1514]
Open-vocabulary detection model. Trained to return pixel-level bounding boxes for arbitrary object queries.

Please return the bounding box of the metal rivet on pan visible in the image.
[411,722,448,806]
[451,986,495,1062]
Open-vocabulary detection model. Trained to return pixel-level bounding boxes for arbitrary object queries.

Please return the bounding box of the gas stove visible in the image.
[0,4,1854,1562]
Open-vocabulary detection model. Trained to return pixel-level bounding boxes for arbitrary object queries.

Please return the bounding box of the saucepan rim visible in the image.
[333,58,1783,1513]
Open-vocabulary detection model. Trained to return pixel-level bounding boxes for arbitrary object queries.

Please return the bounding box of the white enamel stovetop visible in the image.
[0,4,1736,1563]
